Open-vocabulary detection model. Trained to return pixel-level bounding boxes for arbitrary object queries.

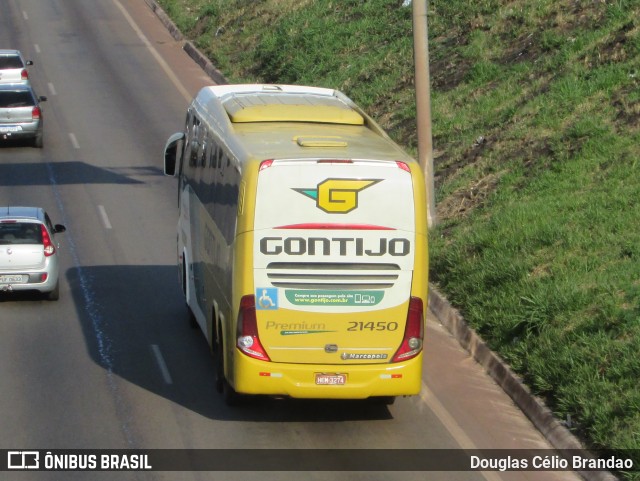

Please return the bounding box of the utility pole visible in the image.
[412,0,436,227]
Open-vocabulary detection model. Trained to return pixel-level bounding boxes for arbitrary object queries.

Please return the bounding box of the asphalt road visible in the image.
[0,1,581,481]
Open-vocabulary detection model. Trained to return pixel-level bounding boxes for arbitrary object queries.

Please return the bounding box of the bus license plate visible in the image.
[315,373,346,385]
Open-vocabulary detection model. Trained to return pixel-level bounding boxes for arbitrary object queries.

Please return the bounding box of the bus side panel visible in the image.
[225,166,259,383]
[409,162,429,303]
[179,177,210,336]
[181,105,244,351]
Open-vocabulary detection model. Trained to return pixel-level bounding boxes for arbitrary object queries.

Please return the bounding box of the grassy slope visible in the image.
[157,0,639,473]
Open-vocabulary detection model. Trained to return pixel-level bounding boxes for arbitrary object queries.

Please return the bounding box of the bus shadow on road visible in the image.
[0,160,147,187]
[66,264,394,423]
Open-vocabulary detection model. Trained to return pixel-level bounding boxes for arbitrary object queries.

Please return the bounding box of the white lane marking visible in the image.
[48,83,57,96]
[69,133,80,149]
[151,344,173,385]
[44,163,137,447]
[97,205,112,229]
[112,0,191,103]
[420,382,504,481]
[34,44,41,54]
[22,11,28,20]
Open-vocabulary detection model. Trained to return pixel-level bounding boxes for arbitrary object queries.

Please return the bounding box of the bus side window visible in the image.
[188,117,201,167]
[216,146,222,170]
[220,152,228,177]
[207,141,216,168]
[222,168,240,244]
[198,129,208,168]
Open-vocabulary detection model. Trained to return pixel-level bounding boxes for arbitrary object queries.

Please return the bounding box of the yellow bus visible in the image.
[163,84,428,404]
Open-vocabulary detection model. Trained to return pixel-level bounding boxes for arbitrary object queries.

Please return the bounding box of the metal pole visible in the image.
[412,0,436,227]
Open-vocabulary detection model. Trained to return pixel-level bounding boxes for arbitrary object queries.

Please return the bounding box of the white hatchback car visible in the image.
[0,207,66,300]
[0,83,47,148]
[0,50,33,85]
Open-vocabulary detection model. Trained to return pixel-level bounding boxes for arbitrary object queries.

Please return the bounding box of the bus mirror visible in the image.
[164,132,185,177]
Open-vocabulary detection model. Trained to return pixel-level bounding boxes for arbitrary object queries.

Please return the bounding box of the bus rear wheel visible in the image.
[182,263,197,329]
[215,340,241,406]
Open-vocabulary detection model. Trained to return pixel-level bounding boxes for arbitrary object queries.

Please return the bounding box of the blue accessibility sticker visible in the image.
[256,288,278,310]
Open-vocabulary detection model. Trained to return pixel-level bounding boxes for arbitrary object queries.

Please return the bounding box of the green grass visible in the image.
[155,0,640,476]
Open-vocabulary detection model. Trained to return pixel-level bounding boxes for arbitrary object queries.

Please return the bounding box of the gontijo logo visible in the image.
[294,178,381,213]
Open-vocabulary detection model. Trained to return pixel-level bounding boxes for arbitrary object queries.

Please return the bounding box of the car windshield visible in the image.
[0,91,34,108]
[0,222,43,245]
[0,56,24,69]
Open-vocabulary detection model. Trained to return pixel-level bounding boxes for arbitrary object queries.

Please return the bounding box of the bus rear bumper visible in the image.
[231,351,423,399]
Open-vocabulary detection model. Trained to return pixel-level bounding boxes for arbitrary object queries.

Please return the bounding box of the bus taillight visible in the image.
[392,297,424,362]
[237,295,271,361]
[259,159,274,171]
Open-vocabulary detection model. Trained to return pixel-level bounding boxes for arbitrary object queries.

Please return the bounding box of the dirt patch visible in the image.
[431,55,473,93]
[430,34,472,92]
[612,86,640,129]
[551,0,607,33]
[191,15,211,37]
[580,20,636,69]
[435,135,492,183]
[436,172,501,221]
[501,32,540,65]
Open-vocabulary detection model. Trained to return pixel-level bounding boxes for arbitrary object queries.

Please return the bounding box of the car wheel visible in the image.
[33,131,43,148]
[46,282,59,301]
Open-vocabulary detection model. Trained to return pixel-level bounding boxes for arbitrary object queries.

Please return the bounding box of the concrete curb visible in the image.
[142,0,182,41]
[142,0,228,85]
[140,1,619,479]
[428,285,618,481]
[182,42,228,86]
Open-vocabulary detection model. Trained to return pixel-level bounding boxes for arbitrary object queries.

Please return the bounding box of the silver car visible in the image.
[0,207,66,301]
[0,83,47,148]
[0,50,33,85]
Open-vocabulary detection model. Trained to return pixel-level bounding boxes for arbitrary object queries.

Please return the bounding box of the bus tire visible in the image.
[222,378,241,406]
[182,263,197,329]
[187,305,197,329]
[215,339,241,406]
[215,343,224,394]
[210,309,219,353]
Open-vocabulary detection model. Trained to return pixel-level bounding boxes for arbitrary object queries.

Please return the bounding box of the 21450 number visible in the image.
[347,321,398,331]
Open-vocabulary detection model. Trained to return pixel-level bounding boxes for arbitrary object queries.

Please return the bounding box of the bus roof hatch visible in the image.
[223,93,365,125]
